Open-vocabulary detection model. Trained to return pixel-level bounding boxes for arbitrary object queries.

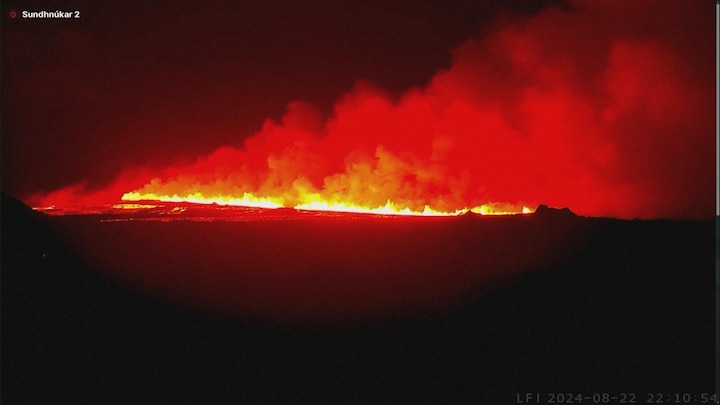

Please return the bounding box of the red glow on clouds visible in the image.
[28,1,715,219]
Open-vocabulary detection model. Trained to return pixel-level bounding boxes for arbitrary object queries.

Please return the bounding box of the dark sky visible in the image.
[2,1,716,219]
[2,0,558,195]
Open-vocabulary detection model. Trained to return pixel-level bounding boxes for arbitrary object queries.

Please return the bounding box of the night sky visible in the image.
[2,0,716,219]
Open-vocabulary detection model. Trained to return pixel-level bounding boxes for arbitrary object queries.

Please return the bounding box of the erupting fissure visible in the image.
[120,191,533,217]
[21,1,714,220]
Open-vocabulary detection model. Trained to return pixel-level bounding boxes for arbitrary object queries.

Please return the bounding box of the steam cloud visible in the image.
[31,0,715,219]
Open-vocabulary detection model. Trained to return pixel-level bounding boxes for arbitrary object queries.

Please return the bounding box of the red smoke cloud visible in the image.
[29,1,715,219]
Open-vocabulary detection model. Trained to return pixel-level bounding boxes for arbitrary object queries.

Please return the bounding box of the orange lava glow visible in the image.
[121,192,284,210]
[120,191,533,217]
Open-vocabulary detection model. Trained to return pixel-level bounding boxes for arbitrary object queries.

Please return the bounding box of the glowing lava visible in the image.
[121,191,284,210]
[120,191,533,217]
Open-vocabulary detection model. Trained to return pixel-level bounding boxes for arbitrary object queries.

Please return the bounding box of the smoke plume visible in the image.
[30,1,715,219]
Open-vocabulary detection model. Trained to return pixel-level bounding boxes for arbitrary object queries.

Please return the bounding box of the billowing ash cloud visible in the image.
[30,0,715,219]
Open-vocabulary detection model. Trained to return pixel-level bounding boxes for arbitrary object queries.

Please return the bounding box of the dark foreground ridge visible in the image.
[533,203,576,218]
[1,193,715,403]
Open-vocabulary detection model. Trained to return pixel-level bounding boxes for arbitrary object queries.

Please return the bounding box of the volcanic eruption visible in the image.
[4,0,711,322]
[18,0,714,220]
[2,1,716,402]
[2,0,714,319]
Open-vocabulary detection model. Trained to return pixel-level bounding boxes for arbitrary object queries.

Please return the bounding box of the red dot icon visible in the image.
[9,10,17,18]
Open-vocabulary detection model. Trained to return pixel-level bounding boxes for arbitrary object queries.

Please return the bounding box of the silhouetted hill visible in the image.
[1,193,715,403]
[534,203,576,218]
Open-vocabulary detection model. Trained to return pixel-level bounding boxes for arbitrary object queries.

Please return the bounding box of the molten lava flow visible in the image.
[121,191,284,209]
[112,203,159,210]
[121,191,533,217]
